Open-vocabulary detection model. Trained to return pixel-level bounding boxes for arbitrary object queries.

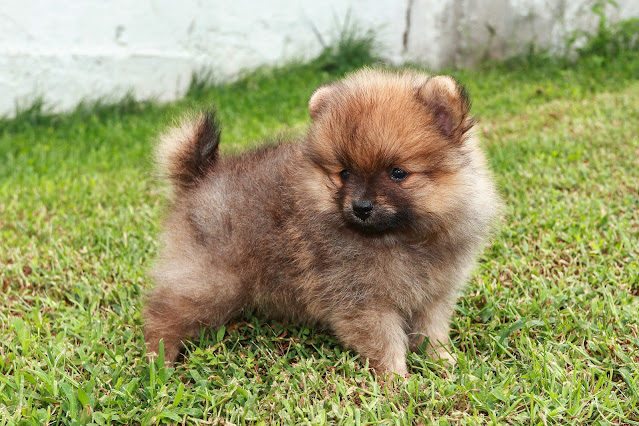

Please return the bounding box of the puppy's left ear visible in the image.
[308,85,334,120]
[417,76,473,142]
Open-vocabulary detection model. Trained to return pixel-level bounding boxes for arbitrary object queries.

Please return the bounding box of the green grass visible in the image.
[1,29,638,424]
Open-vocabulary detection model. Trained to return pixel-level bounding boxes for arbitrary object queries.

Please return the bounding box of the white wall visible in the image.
[1,0,637,117]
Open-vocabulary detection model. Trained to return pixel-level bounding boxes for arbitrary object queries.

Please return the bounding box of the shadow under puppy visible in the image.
[144,69,500,377]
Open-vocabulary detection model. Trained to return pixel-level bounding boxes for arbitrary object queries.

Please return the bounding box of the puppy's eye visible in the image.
[339,169,351,182]
[389,167,409,182]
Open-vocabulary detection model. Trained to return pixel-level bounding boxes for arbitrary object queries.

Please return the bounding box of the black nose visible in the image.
[352,200,374,220]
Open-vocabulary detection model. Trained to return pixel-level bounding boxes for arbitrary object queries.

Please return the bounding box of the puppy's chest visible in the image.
[299,241,440,306]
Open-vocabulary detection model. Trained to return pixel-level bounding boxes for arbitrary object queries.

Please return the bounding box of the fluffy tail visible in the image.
[155,111,221,192]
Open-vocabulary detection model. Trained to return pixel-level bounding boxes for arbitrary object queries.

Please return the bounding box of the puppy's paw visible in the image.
[434,346,456,366]
[144,336,180,366]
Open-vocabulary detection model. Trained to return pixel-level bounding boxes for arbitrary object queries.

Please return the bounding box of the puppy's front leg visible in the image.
[330,307,408,377]
[409,301,456,366]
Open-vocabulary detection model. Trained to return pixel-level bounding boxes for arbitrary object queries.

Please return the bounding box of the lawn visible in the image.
[1,29,638,424]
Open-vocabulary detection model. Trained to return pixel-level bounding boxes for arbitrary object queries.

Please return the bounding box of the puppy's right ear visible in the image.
[308,85,334,120]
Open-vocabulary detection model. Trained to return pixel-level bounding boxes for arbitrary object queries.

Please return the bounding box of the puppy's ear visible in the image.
[417,76,472,141]
[308,85,334,120]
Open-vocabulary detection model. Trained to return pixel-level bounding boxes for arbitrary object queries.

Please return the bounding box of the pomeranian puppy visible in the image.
[144,69,500,376]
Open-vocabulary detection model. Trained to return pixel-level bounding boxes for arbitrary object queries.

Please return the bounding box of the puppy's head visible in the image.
[304,69,478,239]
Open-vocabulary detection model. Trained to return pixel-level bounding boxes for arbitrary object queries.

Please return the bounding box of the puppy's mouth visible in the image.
[342,210,407,235]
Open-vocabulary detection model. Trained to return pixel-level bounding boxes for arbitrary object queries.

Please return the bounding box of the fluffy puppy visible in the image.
[144,68,500,376]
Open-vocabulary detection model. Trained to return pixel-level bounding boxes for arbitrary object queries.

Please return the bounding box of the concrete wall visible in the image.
[2,0,637,117]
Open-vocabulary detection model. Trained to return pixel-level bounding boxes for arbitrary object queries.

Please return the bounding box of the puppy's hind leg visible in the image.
[143,268,244,364]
